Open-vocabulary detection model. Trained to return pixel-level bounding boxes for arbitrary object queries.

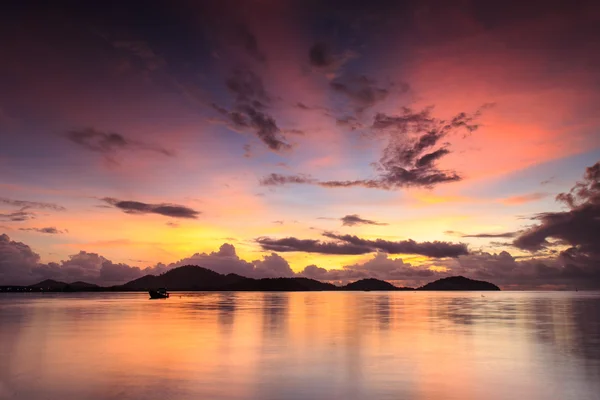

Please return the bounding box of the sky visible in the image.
[1,0,599,289]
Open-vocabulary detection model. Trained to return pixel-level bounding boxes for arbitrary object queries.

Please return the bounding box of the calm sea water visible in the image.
[0,291,599,400]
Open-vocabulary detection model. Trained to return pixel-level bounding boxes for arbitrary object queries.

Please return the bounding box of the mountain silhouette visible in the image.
[120,265,245,291]
[119,266,336,291]
[26,279,100,292]
[28,279,68,290]
[1,266,501,292]
[418,276,500,291]
[342,278,410,291]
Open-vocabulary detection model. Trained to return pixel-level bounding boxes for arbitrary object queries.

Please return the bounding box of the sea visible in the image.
[1,291,599,400]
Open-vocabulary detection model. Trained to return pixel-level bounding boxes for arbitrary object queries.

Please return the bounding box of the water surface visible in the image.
[1,291,599,400]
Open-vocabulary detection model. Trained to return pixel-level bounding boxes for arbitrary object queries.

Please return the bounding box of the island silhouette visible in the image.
[0,265,500,292]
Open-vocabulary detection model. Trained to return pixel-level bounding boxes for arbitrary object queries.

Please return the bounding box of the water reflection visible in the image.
[0,291,598,400]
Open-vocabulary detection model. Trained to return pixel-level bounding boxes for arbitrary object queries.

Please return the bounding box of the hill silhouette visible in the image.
[343,278,410,291]
[418,276,500,291]
[1,265,501,292]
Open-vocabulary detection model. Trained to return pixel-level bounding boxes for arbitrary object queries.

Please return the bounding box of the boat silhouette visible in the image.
[149,288,169,299]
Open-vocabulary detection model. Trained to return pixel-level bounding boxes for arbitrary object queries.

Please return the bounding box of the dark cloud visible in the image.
[214,69,290,151]
[19,227,66,234]
[512,162,600,286]
[66,128,174,160]
[336,116,363,130]
[307,41,357,73]
[255,237,372,255]
[259,173,317,186]
[322,232,469,258]
[112,40,166,71]
[260,105,487,190]
[309,42,332,67]
[102,198,200,219]
[363,107,484,188]
[447,231,518,238]
[0,209,36,222]
[415,148,451,168]
[514,162,599,253]
[330,75,391,112]
[340,214,388,226]
[225,68,270,104]
[0,198,66,211]
[256,233,467,258]
[451,250,600,290]
[234,25,266,63]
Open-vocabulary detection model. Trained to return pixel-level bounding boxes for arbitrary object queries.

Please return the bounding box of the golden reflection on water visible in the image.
[1,291,599,400]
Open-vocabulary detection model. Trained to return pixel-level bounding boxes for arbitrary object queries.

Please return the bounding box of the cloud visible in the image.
[501,192,549,205]
[514,162,599,253]
[213,68,290,151]
[113,40,166,71]
[2,233,598,289]
[446,230,518,238]
[0,234,41,285]
[19,227,66,234]
[452,250,600,290]
[163,243,297,279]
[259,105,487,190]
[329,75,391,112]
[308,42,357,72]
[66,128,174,161]
[464,232,517,238]
[299,253,436,285]
[340,214,388,226]
[336,116,363,130]
[255,237,372,255]
[512,162,599,286]
[355,106,484,189]
[252,253,295,278]
[259,173,317,186]
[308,42,332,67]
[0,234,165,286]
[102,198,200,219]
[256,233,467,258]
[0,198,66,211]
[0,209,36,222]
[234,25,266,62]
[322,232,469,258]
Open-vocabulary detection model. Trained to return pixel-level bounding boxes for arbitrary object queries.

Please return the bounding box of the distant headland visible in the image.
[0,265,500,292]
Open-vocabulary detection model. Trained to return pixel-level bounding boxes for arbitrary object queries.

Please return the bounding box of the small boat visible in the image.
[149,288,169,299]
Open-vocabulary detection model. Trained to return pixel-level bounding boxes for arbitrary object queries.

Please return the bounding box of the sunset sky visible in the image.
[1,0,599,289]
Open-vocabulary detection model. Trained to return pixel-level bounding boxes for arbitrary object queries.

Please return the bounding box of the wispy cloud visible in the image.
[19,227,66,234]
[102,198,201,219]
[0,209,36,222]
[212,68,290,152]
[0,197,65,211]
[66,128,174,163]
[501,192,549,205]
[340,214,388,227]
